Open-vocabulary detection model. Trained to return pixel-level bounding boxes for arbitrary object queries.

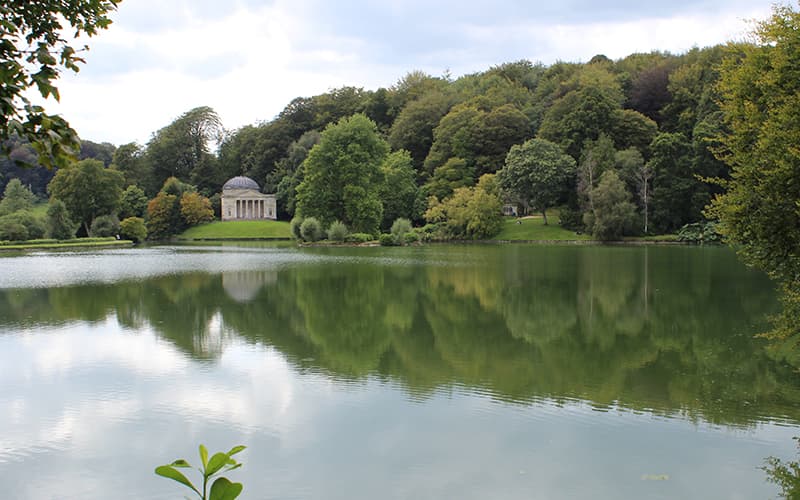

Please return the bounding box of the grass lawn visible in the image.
[177,220,292,240]
[492,215,591,241]
[0,238,133,251]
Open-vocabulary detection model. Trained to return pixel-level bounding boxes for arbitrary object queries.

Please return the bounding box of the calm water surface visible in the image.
[0,244,798,499]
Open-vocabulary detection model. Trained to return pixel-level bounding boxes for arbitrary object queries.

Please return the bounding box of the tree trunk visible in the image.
[542,209,548,226]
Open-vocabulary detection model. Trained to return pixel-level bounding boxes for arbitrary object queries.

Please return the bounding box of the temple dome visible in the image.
[223,176,260,191]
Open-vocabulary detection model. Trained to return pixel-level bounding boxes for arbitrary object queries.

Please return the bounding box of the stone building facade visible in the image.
[220,176,277,221]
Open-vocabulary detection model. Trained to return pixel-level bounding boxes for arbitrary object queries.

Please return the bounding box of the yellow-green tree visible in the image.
[711,5,800,348]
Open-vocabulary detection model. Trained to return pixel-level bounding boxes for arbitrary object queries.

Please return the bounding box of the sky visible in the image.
[48,0,777,146]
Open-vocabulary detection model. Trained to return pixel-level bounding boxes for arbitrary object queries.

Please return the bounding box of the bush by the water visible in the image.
[120,217,148,242]
[91,214,120,237]
[290,216,303,240]
[300,217,324,242]
[379,233,396,246]
[327,220,348,242]
[345,232,373,244]
[390,218,412,244]
[677,222,722,244]
[404,232,419,244]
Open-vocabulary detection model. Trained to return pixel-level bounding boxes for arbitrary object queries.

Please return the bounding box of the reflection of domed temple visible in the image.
[222,270,278,303]
[220,176,277,221]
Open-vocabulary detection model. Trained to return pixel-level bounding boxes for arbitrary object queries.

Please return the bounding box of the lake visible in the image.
[0,243,798,499]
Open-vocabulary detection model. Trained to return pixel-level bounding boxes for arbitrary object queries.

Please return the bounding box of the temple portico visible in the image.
[220,176,277,221]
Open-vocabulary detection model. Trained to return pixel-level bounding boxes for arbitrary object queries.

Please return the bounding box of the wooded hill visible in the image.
[2,45,731,235]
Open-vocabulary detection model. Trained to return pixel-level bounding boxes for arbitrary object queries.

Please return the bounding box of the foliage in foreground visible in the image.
[710,4,800,351]
[155,444,245,500]
[0,1,120,168]
[763,438,800,499]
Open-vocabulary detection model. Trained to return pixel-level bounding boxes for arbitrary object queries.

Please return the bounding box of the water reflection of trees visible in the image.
[0,245,797,426]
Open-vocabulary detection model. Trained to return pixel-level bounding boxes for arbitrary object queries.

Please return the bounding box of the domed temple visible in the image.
[220,176,277,221]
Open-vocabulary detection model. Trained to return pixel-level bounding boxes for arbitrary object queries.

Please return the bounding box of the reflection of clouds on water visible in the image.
[0,317,336,497]
[0,316,795,499]
[0,247,313,289]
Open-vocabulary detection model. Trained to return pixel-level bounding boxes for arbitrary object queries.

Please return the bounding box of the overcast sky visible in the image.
[49,0,776,146]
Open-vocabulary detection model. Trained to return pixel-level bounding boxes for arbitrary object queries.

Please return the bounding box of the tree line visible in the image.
[1,41,731,241]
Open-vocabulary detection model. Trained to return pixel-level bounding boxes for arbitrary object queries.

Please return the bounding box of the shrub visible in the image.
[345,232,373,244]
[91,214,120,237]
[300,217,323,242]
[677,222,722,244]
[390,217,412,244]
[290,216,303,240]
[0,210,45,239]
[327,220,348,242]
[379,233,396,246]
[120,217,148,242]
[404,232,419,244]
[0,221,28,241]
[46,199,78,240]
[558,207,584,232]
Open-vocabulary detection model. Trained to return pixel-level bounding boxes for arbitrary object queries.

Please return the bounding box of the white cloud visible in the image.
[45,0,774,145]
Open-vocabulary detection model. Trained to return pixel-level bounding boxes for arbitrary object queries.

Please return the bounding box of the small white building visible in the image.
[220,176,277,221]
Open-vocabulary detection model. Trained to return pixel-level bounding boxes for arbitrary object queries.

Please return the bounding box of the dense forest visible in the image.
[2,44,731,239]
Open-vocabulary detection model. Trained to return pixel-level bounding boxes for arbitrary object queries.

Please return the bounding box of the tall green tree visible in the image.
[647,132,695,233]
[45,198,77,239]
[111,143,153,193]
[0,1,120,168]
[584,170,637,240]
[270,130,320,219]
[146,106,223,191]
[0,178,36,215]
[118,184,148,219]
[499,138,576,225]
[296,114,388,234]
[379,150,420,229]
[710,5,800,344]
[47,158,123,235]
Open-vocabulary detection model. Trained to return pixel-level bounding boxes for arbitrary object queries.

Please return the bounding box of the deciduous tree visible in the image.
[296,114,388,234]
[0,178,35,215]
[499,138,576,225]
[45,198,77,239]
[710,4,800,343]
[47,158,123,235]
[584,170,637,240]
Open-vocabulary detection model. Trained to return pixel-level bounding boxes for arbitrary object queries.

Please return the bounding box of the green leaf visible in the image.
[205,452,232,477]
[199,444,209,469]
[209,477,243,500]
[227,445,246,457]
[154,465,201,496]
[170,459,192,468]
